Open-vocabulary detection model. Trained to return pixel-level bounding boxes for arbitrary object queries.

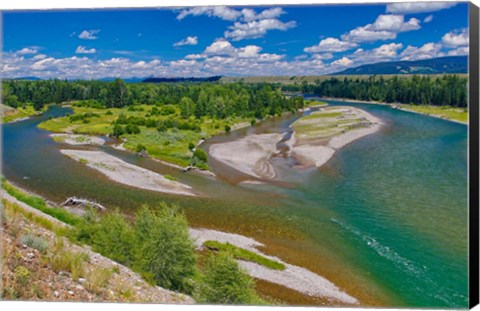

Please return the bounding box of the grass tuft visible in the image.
[203,240,285,271]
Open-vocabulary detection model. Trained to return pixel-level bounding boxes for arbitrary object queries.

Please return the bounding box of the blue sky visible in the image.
[1,2,469,78]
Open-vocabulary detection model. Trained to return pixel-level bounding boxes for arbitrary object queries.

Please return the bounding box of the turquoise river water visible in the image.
[2,100,468,307]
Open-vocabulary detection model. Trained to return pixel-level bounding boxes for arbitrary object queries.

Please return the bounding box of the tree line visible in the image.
[2,78,305,120]
[282,75,467,107]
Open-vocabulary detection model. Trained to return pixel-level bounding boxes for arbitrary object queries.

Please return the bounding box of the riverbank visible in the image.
[319,97,468,124]
[1,103,45,123]
[60,149,196,196]
[2,186,194,303]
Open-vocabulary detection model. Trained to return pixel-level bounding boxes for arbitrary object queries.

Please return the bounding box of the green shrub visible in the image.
[125,123,140,134]
[136,143,146,152]
[197,252,259,304]
[112,124,125,137]
[20,233,49,254]
[134,205,196,293]
[14,266,30,286]
[88,210,136,266]
[193,148,208,163]
[225,125,231,133]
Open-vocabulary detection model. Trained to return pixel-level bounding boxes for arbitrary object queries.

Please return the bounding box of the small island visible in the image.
[210,106,381,180]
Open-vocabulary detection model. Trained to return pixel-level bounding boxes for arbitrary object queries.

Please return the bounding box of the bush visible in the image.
[14,266,30,286]
[125,123,140,134]
[134,205,196,293]
[136,143,146,152]
[20,234,49,254]
[70,204,198,295]
[193,148,208,163]
[197,252,259,304]
[112,124,125,137]
[225,125,231,133]
[88,210,136,266]
[49,244,89,281]
[188,142,195,151]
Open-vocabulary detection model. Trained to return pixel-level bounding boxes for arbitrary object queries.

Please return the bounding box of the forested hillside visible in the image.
[282,75,468,107]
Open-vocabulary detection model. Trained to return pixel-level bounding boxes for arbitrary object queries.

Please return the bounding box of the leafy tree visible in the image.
[134,205,196,293]
[179,96,196,118]
[197,252,259,304]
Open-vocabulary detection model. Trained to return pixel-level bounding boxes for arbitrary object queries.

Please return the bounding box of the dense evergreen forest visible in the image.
[1,79,305,120]
[1,74,468,119]
[283,75,467,108]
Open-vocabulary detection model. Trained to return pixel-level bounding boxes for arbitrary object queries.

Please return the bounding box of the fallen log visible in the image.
[63,196,106,211]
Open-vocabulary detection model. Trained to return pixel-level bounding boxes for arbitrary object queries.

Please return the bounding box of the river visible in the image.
[2,99,468,307]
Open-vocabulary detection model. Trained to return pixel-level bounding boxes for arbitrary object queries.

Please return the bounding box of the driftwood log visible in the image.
[63,197,106,211]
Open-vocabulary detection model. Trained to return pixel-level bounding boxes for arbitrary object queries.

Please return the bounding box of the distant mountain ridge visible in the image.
[332,56,467,75]
[142,76,222,83]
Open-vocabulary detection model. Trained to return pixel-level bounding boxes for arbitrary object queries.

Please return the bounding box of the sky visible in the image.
[1,2,470,79]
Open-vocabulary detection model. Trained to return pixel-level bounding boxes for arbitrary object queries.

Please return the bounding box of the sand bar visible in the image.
[289,106,382,168]
[60,149,195,196]
[189,228,358,304]
[51,134,106,146]
[209,133,283,179]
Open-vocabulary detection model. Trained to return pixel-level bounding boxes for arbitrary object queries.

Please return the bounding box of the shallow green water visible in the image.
[2,101,468,307]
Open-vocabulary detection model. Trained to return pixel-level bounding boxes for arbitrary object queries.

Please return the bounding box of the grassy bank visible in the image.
[2,179,82,226]
[1,104,44,123]
[397,104,468,124]
[38,103,250,168]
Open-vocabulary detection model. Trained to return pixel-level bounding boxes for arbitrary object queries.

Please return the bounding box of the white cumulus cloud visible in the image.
[75,46,97,54]
[400,42,444,61]
[331,57,353,67]
[304,37,358,53]
[225,19,296,41]
[78,29,100,40]
[441,28,469,47]
[386,2,457,14]
[173,36,198,47]
[342,14,420,43]
[177,6,242,21]
[16,47,38,55]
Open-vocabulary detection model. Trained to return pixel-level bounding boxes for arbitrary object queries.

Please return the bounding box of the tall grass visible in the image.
[2,179,81,225]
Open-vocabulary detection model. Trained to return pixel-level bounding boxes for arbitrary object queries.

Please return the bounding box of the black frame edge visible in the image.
[469,1,480,309]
